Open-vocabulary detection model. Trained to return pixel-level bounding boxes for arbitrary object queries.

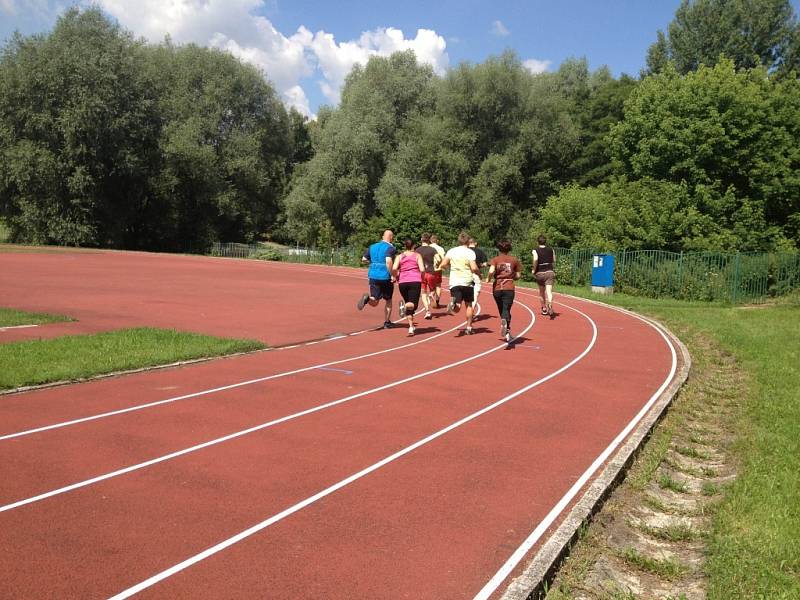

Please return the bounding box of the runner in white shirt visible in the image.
[429,234,446,308]
[437,232,480,335]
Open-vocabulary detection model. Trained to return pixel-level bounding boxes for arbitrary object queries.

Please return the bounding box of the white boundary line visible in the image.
[473,298,678,600]
[0,324,39,331]
[0,301,536,514]
[0,305,469,442]
[106,302,598,600]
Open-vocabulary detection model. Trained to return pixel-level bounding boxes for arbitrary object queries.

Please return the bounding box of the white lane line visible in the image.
[473,303,678,600]
[106,302,596,600]
[0,324,39,331]
[0,301,535,513]
[0,312,466,442]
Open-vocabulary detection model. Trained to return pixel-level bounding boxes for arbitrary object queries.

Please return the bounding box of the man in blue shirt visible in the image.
[357,229,397,328]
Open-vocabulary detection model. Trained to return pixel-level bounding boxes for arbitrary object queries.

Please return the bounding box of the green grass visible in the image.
[551,284,800,599]
[0,327,265,390]
[0,307,72,327]
[620,547,688,580]
[634,520,699,542]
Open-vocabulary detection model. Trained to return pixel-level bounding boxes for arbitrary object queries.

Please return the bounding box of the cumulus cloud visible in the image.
[311,27,448,103]
[523,58,552,74]
[490,20,510,37]
[8,0,449,117]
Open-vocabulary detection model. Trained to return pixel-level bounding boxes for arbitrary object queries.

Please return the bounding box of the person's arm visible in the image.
[386,247,397,281]
[469,259,480,274]
[361,247,370,265]
[486,264,496,283]
[513,259,521,280]
[416,254,425,272]
[392,254,402,278]
[437,256,450,271]
[531,249,538,273]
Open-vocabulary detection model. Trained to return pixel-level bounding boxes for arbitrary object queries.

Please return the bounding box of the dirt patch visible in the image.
[544,329,744,599]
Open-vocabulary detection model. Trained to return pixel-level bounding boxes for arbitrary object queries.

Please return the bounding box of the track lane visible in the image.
[0,300,538,509]
[0,253,680,599]
[119,295,675,600]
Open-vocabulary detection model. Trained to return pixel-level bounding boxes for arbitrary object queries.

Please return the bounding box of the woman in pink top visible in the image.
[392,238,425,335]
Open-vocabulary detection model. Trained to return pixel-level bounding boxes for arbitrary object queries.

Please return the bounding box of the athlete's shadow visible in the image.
[457,326,491,336]
[504,336,538,350]
[412,326,438,335]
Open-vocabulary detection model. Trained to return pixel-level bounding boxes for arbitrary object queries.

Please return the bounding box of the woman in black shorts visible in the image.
[532,234,556,317]
[392,239,425,335]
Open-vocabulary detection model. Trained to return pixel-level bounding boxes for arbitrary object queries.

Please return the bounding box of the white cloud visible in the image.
[310,27,448,104]
[7,1,449,117]
[523,58,552,74]
[490,20,510,37]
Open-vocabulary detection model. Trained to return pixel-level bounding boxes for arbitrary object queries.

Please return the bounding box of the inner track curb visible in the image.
[499,296,692,600]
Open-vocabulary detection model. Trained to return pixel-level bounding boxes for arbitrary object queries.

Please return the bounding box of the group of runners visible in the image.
[357,229,557,342]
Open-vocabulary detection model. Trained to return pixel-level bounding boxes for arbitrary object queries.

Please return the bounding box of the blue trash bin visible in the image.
[591,254,615,294]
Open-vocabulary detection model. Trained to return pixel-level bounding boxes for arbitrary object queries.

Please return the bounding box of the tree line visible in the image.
[1,1,799,253]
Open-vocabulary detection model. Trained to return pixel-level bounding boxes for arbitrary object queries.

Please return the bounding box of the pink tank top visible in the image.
[398,252,422,283]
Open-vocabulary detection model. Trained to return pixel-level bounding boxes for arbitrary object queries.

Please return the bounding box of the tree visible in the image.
[610,59,800,249]
[283,51,436,241]
[533,179,719,251]
[144,42,292,251]
[646,0,800,75]
[349,197,450,251]
[0,7,160,246]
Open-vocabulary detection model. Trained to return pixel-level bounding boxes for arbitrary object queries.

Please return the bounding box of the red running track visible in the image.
[0,250,680,599]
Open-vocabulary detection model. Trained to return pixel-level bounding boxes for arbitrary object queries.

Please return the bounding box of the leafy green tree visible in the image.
[610,59,800,248]
[284,51,436,240]
[646,0,800,75]
[350,197,450,251]
[143,41,292,251]
[0,7,159,246]
[533,179,718,251]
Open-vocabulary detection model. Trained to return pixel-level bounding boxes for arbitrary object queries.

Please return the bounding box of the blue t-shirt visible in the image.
[363,241,396,280]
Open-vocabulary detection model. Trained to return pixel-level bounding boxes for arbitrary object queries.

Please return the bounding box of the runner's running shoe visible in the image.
[357,293,369,310]
[383,321,393,329]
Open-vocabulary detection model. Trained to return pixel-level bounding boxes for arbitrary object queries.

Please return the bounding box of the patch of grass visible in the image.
[701,482,721,497]
[627,425,674,490]
[675,445,710,460]
[556,285,800,598]
[658,473,690,494]
[0,327,265,390]
[0,307,71,327]
[634,520,699,542]
[620,547,688,580]
[664,456,703,477]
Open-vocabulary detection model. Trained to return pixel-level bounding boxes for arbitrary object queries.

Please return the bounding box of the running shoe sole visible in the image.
[357,293,369,310]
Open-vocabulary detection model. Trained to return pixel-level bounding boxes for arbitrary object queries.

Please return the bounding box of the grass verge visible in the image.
[542,284,800,599]
[0,327,265,390]
[0,307,72,327]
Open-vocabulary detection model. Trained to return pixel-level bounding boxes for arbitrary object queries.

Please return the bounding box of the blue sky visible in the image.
[1,1,796,117]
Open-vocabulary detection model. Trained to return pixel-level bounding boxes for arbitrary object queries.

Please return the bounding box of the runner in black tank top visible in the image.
[532,235,557,318]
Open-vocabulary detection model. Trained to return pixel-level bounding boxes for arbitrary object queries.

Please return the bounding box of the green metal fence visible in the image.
[553,248,800,304]
[210,243,800,304]
[210,243,362,266]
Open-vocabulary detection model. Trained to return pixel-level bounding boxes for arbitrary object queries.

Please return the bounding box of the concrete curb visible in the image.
[500,297,692,600]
